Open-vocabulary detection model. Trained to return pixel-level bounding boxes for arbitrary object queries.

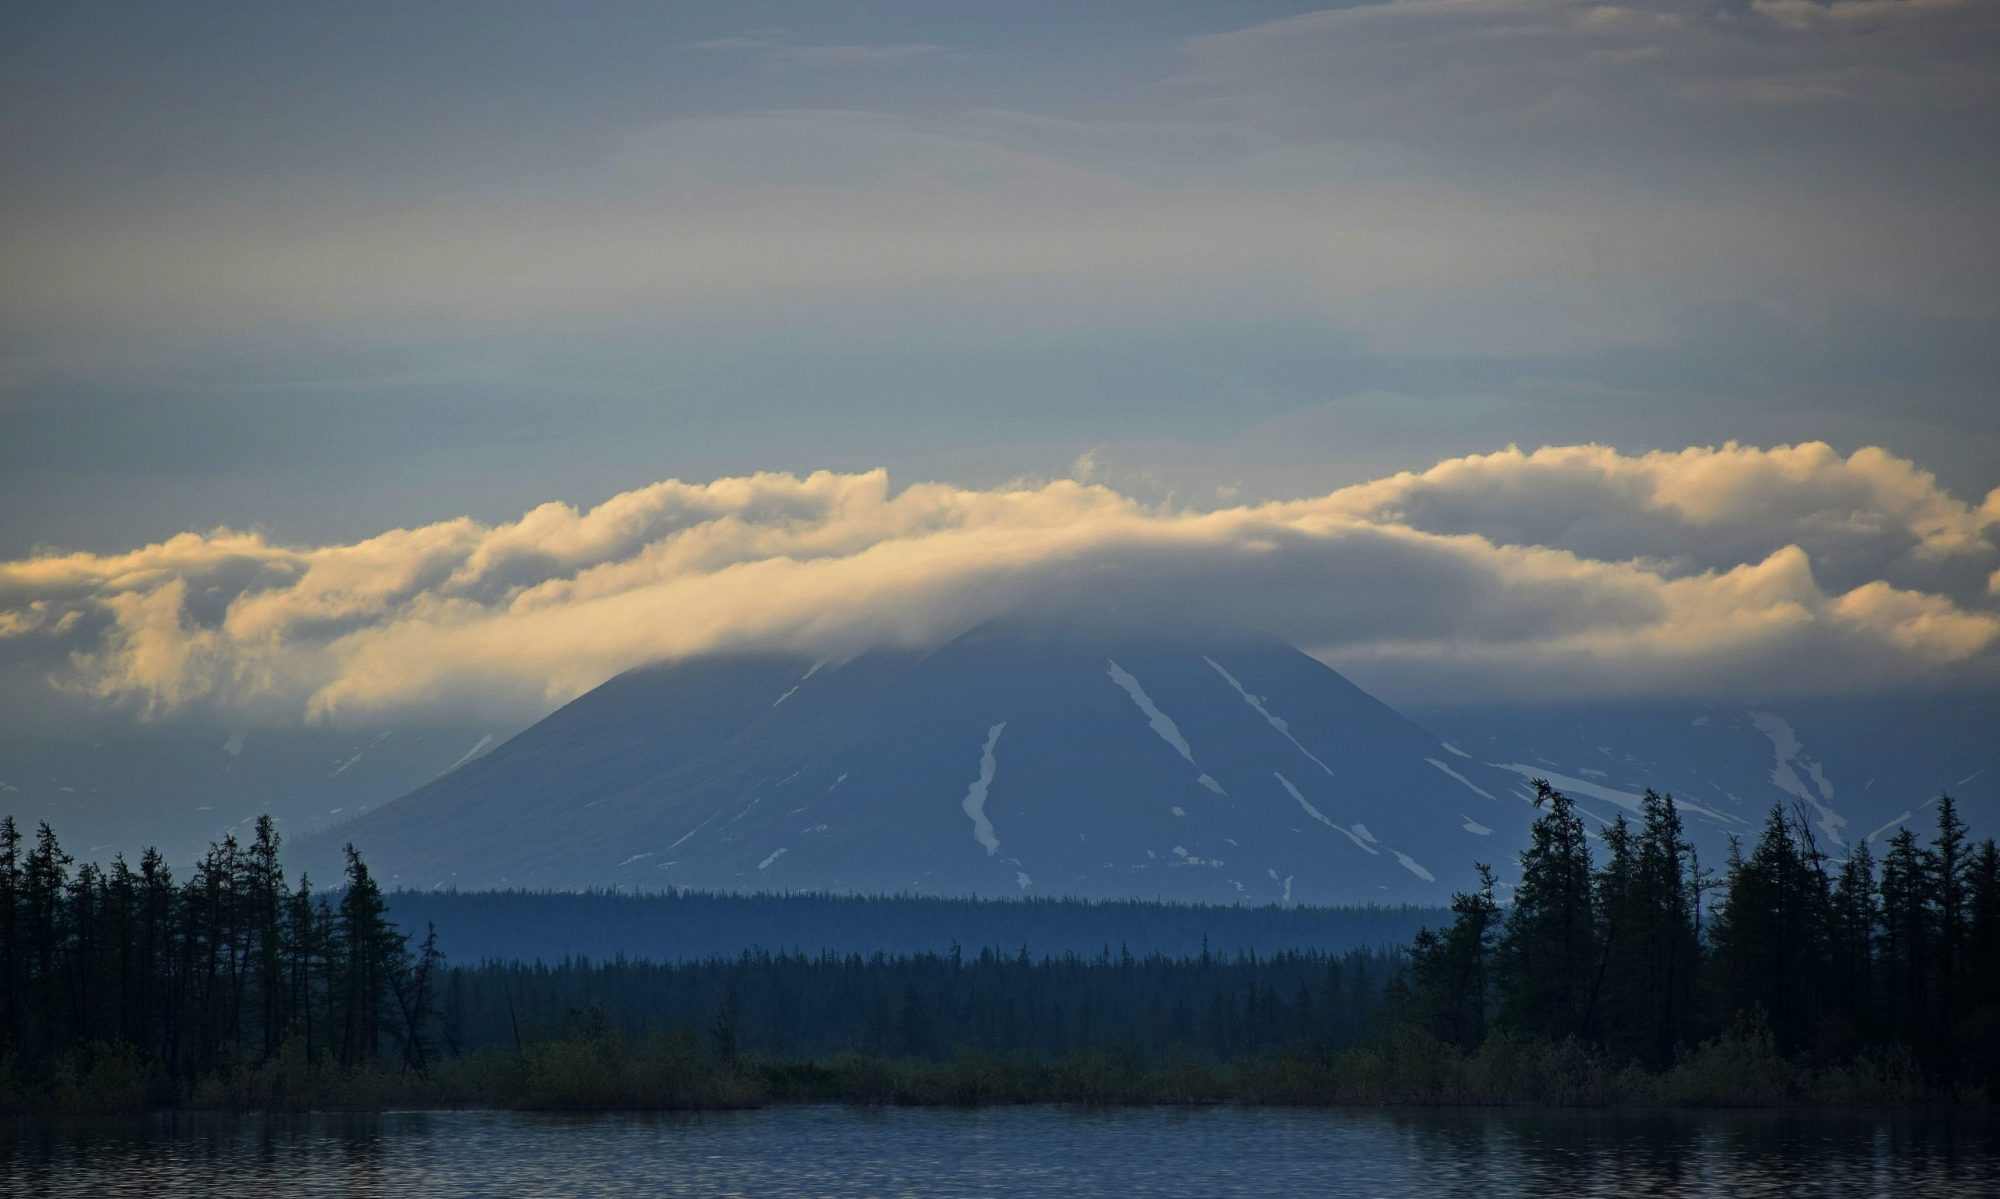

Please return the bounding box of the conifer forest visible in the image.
[3,783,1997,1111]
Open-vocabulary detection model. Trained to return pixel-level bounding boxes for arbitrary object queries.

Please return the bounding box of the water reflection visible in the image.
[1384,1110,2000,1199]
[4,1106,1996,1198]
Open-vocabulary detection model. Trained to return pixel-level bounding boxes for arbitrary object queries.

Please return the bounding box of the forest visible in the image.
[0,815,444,1109]
[382,887,1438,963]
[1,784,1996,1111]
[1396,784,2000,1100]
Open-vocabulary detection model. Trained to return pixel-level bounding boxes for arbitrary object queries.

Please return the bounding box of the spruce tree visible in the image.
[1931,796,1971,1039]
[1826,839,1880,1052]
[0,817,19,1052]
[1622,791,1699,1068]
[1497,780,1598,1042]
[1967,838,2000,1091]
[1879,826,1933,1038]
[247,816,286,1057]
[23,822,72,1057]
[1405,863,1498,1048]
[1589,814,1641,1060]
[337,844,400,1066]
[1707,805,1829,1054]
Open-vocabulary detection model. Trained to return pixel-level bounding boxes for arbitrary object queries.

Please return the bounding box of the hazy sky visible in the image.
[3,1,1997,724]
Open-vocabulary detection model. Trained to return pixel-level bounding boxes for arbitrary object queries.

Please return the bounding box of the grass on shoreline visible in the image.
[4,1021,1980,1116]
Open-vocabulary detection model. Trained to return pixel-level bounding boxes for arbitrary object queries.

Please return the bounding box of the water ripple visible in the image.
[5,1106,1998,1198]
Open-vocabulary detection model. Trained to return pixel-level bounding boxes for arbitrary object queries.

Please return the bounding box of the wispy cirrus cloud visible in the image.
[11,0,1994,358]
[2,443,1994,724]
[682,34,945,69]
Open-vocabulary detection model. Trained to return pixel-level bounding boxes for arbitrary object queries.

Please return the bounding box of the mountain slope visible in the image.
[1419,695,2000,857]
[300,625,1536,904]
[0,718,505,866]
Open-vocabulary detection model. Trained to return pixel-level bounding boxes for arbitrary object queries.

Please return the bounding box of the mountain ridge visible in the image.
[295,624,1526,903]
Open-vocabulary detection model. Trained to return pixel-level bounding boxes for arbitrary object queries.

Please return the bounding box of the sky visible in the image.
[2,0,1998,728]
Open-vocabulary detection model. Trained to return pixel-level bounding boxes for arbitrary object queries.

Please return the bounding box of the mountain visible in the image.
[297,625,1538,904]
[18,621,1993,905]
[1416,695,2000,857]
[0,717,510,866]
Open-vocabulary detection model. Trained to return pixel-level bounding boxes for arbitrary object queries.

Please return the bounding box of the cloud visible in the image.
[1,443,1994,722]
[681,35,945,69]
[66,580,226,715]
[1181,0,2000,149]
[1165,0,2000,352]
[1319,442,2000,600]
[1751,0,1972,33]
[769,43,944,68]
[682,37,780,52]
[8,0,1993,367]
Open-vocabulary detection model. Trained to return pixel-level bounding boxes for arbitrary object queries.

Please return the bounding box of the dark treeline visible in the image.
[450,945,1397,1064]
[0,815,444,1108]
[1400,782,2000,1099]
[384,889,1441,964]
[7,789,2000,1112]
[0,811,1416,1110]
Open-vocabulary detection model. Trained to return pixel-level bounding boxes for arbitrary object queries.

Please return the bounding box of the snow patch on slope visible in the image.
[438,733,495,777]
[331,731,392,777]
[1274,772,1378,856]
[771,662,826,707]
[1866,796,1944,844]
[1347,821,1435,882]
[667,809,724,851]
[1107,659,1226,794]
[1392,852,1435,882]
[1427,757,1495,800]
[960,722,1008,857]
[1492,764,1738,826]
[1205,656,1332,776]
[1749,711,1847,846]
[1867,811,1915,842]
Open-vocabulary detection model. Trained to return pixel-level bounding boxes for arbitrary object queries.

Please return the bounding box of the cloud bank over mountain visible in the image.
[2,443,1996,724]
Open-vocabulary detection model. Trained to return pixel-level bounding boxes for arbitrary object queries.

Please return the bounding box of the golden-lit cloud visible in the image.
[2,444,1994,722]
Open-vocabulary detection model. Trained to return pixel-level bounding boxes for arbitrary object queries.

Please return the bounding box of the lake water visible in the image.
[5,1105,1996,1197]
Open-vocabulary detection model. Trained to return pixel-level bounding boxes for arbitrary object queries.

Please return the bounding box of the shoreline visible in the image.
[10,1027,1991,1116]
[7,1098,1995,1120]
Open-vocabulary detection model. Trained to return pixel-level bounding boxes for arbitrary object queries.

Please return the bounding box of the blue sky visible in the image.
[2,2,1998,727]
[5,0,1996,559]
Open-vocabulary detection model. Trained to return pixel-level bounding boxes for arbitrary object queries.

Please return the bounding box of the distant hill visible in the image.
[0,716,506,866]
[1415,692,2000,857]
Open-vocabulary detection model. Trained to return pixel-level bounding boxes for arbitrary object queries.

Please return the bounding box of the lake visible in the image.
[5,1106,1996,1197]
